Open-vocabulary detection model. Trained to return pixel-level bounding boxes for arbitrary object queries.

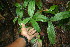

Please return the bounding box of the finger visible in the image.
[21,23,26,31]
[31,30,36,34]
[27,32,33,36]
[21,23,25,28]
[32,33,39,38]
[28,28,34,33]
[26,27,31,31]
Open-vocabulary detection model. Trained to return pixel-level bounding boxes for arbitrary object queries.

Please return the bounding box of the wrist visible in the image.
[19,38,26,43]
[21,34,31,42]
[19,35,28,44]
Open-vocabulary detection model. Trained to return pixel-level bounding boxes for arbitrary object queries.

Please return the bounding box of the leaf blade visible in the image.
[50,11,70,21]
[16,8,23,18]
[30,19,41,32]
[49,5,58,11]
[28,0,35,17]
[22,18,30,24]
[23,0,30,8]
[35,0,42,9]
[15,3,22,8]
[47,21,56,44]
[33,12,49,22]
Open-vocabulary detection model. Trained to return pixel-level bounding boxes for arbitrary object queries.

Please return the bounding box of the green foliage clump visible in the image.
[13,0,70,44]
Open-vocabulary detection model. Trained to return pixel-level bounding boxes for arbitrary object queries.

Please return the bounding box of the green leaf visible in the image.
[22,18,30,24]
[23,0,30,8]
[47,21,56,44]
[33,12,49,22]
[50,11,70,21]
[28,0,35,17]
[16,8,23,18]
[44,11,56,14]
[30,19,40,32]
[49,5,58,11]
[18,17,30,24]
[31,38,36,43]
[13,17,18,24]
[16,8,20,15]
[15,3,22,8]
[19,10,24,18]
[18,18,22,24]
[35,0,42,9]
[37,39,42,42]
[44,5,58,14]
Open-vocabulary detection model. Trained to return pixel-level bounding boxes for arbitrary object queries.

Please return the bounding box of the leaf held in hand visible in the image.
[30,19,40,32]
[22,18,30,24]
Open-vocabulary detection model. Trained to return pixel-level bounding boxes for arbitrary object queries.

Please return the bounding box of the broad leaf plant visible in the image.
[13,0,70,44]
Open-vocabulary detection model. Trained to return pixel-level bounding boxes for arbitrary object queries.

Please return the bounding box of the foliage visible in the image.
[23,0,30,8]
[50,11,70,21]
[30,19,41,32]
[22,18,30,24]
[44,5,58,14]
[28,0,35,17]
[33,12,49,22]
[47,21,56,44]
[49,5,58,11]
[13,0,70,44]
[35,0,42,9]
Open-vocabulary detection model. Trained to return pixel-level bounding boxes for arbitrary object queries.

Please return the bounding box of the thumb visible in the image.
[21,23,25,28]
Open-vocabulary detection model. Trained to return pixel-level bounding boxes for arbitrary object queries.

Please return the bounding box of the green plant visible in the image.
[13,0,70,44]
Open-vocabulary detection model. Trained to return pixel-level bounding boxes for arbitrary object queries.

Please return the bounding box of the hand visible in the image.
[21,24,39,42]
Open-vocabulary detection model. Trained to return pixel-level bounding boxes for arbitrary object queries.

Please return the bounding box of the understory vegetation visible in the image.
[0,0,70,47]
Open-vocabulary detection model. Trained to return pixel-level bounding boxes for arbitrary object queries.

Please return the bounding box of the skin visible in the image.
[6,24,38,47]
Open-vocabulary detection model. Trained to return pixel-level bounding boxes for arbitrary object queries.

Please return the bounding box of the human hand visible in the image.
[21,24,39,42]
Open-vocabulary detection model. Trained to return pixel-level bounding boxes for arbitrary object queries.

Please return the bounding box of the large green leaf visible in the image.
[50,11,70,21]
[35,0,42,9]
[33,12,49,22]
[30,19,40,32]
[28,0,35,17]
[47,21,56,44]
[23,0,30,8]
[22,18,30,24]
